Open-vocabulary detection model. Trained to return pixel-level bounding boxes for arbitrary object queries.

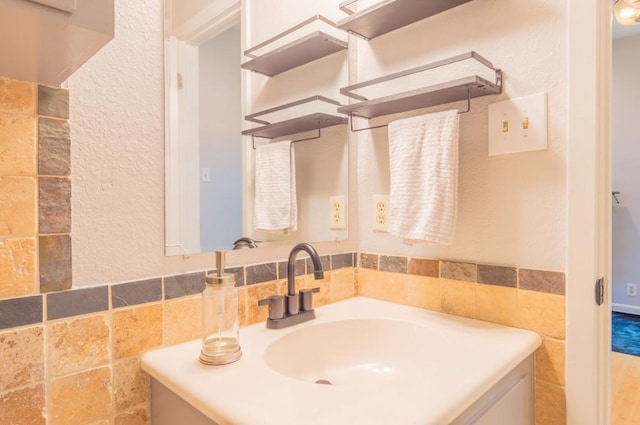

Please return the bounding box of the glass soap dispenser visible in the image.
[200,251,242,365]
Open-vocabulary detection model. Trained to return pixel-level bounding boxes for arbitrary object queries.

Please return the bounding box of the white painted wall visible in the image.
[199,27,243,252]
[356,0,567,272]
[612,33,640,313]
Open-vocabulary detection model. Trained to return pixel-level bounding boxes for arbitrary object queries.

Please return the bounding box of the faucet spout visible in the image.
[287,242,324,296]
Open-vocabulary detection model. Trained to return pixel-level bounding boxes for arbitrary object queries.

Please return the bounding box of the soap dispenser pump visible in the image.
[200,251,242,365]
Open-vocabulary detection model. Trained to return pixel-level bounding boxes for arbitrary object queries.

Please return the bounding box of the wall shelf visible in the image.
[338,51,502,120]
[337,0,473,40]
[243,96,347,142]
[242,15,347,77]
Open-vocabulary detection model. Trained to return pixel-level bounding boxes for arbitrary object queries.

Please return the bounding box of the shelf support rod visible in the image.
[347,88,472,133]
[251,127,322,150]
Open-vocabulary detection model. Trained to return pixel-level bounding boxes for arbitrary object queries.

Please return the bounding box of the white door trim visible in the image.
[566,1,612,424]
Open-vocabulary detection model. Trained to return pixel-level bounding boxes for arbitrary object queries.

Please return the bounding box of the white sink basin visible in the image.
[264,318,433,386]
[142,297,542,425]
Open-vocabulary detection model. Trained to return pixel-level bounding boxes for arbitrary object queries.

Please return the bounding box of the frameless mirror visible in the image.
[164,0,349,256]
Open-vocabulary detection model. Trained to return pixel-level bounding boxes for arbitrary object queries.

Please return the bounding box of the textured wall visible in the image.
[612,33,640,312]
[356,0,567,272]
[67,0,215,285]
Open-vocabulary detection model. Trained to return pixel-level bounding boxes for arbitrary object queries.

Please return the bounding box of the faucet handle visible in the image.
[299,287,320,311]
[258,295,285,320]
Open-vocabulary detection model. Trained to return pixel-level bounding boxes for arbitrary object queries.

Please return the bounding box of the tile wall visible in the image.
[0,77,72,298]
[357,253,567,425]
[0,254,356,424]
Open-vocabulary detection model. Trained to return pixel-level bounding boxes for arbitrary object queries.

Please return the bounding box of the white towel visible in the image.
[253,140,297,232]
[387,110,459,244]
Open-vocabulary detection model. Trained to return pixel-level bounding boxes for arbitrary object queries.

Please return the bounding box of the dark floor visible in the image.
[612,311,640,357]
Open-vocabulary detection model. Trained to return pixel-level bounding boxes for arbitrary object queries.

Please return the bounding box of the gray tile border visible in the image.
[332,252,354,269]
[39,177,71,234]
[441,261,477,282]
[477,265,517,288]
[305,255,330,274]
[278,259,306,280]
[39,235,72,293]
[360,253,379,270]
[205,267,246,287]
[0,296,43,330]
[519,269,566,295]
[38,117,70,176]
[246,263,277,285]
[47,286,109,320]
[111,278,163,309]
[379,255,407,273]
[164,272,206,300]
[38,85,69,119]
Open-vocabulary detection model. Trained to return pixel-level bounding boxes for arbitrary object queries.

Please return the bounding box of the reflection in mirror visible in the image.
[164,0,242,255]
[164,0,350,256]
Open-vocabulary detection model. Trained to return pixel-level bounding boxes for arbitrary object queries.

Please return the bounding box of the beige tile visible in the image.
[536,337,565,386]
[50,367,112,425]
[113,304,163,359]
[0,113,37,175]
[164,295,203,345]
[115,405,150,425]
[0,78,35,113]
[0,384,45,425]
[358,270,408,305]
[440,279,476,318]
[475,284,517,326]
[0,325,43,392]
[47,314,110,377]
[296,274,331,307]
[0,237,36,298]
[329,268,356,303]
[407,275,441,312]
[0,176,36,236]
[238,287,248,327]
[245,281,286,325]
[517,290,565,339]
[114,357,151,411]
[535,380,567,425]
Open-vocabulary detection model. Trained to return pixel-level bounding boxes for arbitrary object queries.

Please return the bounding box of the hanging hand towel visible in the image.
[387,110,459,244]
[253,140,297,232]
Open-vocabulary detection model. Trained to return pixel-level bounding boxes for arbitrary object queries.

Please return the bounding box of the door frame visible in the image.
[566,0,612,423]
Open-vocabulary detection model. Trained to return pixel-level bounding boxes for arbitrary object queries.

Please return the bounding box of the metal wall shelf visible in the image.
[338,51,502,120]
[337,0,473,40]
[241,15,347,77]
[243,96,347,144]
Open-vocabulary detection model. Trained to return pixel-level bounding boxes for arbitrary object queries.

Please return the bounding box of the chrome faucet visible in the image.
[258,243,324,329]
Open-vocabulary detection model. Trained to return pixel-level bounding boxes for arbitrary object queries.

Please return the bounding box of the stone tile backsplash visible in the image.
[0,77,72,296]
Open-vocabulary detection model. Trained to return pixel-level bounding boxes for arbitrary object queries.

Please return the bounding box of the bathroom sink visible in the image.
[264,318,435,386]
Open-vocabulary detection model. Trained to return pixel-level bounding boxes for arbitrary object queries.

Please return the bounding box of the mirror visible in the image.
[164,0,349,256]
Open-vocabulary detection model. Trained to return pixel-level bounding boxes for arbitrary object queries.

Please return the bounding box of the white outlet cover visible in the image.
[330,195,346,230]
[372,195,389,232]
[488,92,548,156]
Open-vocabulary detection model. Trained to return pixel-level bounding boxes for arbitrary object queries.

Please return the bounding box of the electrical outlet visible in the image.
[330,196,345,230]
[372,195,389,232]
[627,283,637,297]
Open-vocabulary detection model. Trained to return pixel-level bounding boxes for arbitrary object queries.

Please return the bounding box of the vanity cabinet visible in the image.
[148,356,535,425]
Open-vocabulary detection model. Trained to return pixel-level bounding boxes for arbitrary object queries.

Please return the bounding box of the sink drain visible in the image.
[315,379,332,385]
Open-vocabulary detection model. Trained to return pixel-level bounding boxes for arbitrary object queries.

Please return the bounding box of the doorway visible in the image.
[610,20,640,425]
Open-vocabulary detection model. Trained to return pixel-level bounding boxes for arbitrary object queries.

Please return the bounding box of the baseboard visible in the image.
[612,303,640,315]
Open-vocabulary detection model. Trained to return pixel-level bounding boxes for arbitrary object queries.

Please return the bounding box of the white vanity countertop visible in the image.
[141,297,541,425]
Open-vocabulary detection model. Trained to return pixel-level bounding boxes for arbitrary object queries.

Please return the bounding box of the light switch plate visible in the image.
[488,92,548,156]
